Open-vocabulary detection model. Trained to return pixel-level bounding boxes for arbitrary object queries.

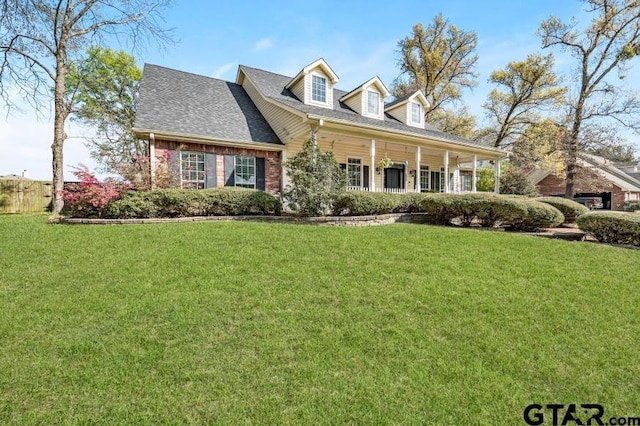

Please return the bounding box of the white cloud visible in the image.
[253,37,273,52]
[212,62,236,79]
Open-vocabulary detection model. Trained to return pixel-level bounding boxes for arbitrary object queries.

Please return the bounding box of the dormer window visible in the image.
[311,75,327,103]
[410,102,422,125]
[367,90,380,115]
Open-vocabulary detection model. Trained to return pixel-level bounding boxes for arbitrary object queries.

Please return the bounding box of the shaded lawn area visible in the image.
[0,214,639,424]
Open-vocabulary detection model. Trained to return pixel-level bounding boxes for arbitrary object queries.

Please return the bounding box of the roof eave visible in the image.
[133,128,284,151]
[305,113,507,157]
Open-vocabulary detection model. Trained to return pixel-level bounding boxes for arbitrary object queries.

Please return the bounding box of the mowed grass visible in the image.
[0,215,639,425]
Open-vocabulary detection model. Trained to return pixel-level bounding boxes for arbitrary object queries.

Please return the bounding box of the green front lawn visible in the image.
[1,215,638,424]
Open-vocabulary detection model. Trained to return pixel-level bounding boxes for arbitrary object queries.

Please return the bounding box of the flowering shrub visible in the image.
[63,167,131,218]
[109,150,179,190]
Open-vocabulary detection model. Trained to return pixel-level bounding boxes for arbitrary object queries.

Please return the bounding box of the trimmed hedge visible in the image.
[537,196,590,222]
[332,192,401,216]
[332,192,563,231]
[332,192,435,216]
[105,187,281,218]
[418,193,563,230]
[577,212,640,246]
[624,200,640,212]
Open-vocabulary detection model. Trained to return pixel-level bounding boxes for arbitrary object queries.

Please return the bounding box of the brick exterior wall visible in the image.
[537,174,626,211]
[154,139,282,195]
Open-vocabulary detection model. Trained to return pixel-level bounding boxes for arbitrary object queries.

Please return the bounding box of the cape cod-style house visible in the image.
[133,59,507,195]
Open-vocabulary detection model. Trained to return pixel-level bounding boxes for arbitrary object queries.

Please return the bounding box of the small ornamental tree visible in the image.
[500,166,539,196]
[63,166,131,218]
[283,135,348,216]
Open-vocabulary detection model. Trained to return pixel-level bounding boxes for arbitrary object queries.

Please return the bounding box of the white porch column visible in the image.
[369,139,376,191]
[472,154,477,193]
[494,159,501,194]
[149,133,156,189]
[415,146,421,193]
[444,150,450,193]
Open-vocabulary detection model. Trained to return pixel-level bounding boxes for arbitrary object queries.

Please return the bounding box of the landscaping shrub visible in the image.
[283,136,347,216]
[418,193,563,230]
[510,199,565,231]
[393,192,432,213]
[63,167,131,218]
[537,196,590,222]
[624,200,640,212]
[577,212,640,246]
[332,192,400,216]
[104,187,281,219]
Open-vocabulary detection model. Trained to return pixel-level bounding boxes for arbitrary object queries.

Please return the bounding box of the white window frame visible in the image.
[410,102,422,125]
[428,167,444,192]
[419,165,430,193]
[180,151,205,189]
[461,172,472,192]
[366,89,380,117]
[347,156,363,188]
[235,156,256,189]
[311,74,328,105]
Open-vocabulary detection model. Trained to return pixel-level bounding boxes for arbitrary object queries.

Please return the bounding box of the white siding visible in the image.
[290,79,305,102]
[343,94,362,115]
[385,103,409,125]
[241,75,310,143]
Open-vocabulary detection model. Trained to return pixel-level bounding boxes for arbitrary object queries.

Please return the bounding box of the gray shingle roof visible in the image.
[384,92,414,109]
[239,65,499,151]
[134,64,282,145]
[579,152,640,190]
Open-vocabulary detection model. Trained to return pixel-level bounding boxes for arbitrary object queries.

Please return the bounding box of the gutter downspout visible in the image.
[311,118,324,138]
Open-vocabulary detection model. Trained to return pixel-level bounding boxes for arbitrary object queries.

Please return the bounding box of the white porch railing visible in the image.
[346,186,493,195]
[347,186,418,194]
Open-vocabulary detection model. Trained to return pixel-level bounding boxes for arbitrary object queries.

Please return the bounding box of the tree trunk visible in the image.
[50,44,68,217]
[565,109,583,199]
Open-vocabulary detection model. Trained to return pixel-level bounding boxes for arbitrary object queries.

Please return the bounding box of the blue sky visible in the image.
[1,0,637,180]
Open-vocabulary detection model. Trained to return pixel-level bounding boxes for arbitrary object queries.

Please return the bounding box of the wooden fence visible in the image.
[0,179,53,214]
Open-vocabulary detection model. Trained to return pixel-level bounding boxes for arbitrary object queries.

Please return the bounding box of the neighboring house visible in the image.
[614,160,640,182]
[133,59,507,195]
[530,152,640,211]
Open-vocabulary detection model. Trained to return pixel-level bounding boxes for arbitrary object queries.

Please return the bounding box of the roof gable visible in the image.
[285,58,339,89]
[385,90,429,111]
[134,64,282,145]
[339,76,390,102]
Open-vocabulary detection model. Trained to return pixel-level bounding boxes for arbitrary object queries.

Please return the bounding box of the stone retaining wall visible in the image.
[62,213,433,227]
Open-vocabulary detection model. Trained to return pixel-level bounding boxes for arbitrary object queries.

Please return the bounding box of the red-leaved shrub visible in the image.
[63,167,131,218]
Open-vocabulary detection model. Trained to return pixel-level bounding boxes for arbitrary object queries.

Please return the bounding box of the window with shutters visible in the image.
[235,156,256,189]
[180,151,205,189]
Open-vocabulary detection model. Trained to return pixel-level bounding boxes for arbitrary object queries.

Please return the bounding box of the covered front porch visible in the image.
[285,127,505,194]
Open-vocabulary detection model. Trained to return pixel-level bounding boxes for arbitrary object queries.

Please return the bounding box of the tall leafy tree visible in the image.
[0,0,172,217]
[430,105,477,139]
[510,118,567,173]
[480,53,566,148]
[66,46,144,180]
[538,0,640,198]
[392,15,478,136]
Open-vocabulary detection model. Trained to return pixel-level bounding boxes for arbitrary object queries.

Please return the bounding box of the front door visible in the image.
[384,166,405,190]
